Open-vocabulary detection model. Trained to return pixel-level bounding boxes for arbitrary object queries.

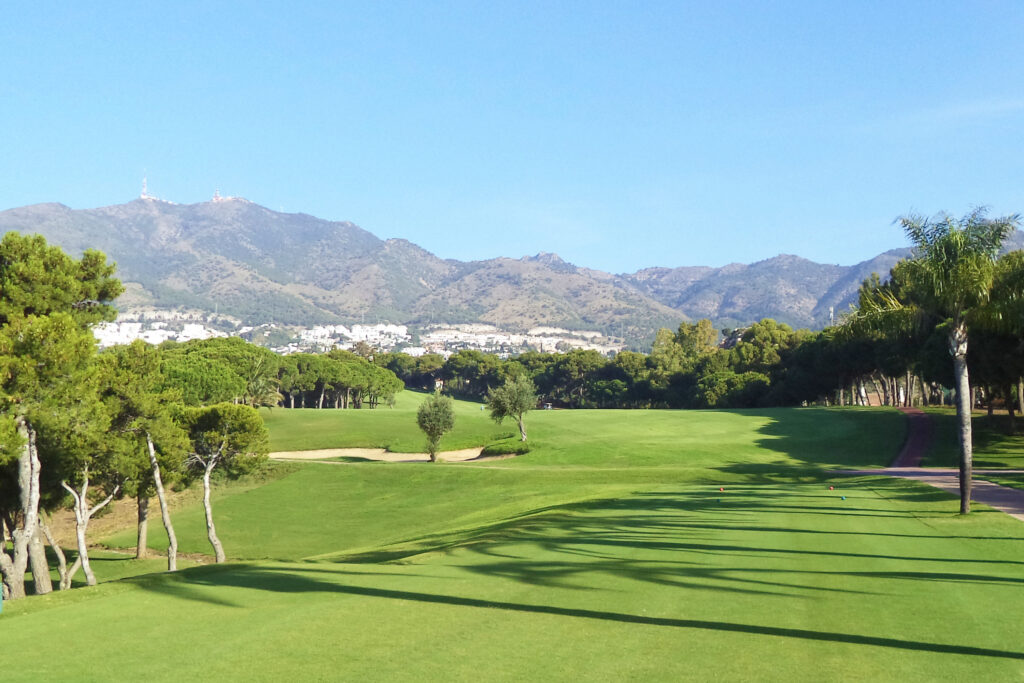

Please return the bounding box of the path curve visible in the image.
[839,405,1024,519]
[839,468,1024,521]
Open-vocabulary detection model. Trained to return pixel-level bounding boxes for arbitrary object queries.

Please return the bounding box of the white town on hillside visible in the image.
[93,309,624,358]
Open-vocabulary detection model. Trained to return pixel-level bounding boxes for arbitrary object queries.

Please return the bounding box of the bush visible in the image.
[480,441,531,457]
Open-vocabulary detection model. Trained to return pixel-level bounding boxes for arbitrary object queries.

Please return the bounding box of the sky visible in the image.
[2,2,1022,272]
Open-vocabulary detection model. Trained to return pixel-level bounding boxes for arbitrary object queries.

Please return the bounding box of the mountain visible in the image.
[626,251,910,329]
[0,197,1019,341]
[0,197,682,341]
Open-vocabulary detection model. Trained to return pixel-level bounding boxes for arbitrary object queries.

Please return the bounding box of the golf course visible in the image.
[3,392,1023,681]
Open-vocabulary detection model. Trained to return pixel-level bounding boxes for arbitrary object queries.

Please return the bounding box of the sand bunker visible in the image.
[270,447,484,463]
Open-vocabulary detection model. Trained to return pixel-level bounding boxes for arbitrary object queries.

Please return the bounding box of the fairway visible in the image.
[5,401,1024,681]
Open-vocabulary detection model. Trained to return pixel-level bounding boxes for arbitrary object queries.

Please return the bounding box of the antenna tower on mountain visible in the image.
[141,175,149,199]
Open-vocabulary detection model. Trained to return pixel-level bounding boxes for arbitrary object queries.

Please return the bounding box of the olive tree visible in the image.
[416,393,455,462]
[486,375,537,441]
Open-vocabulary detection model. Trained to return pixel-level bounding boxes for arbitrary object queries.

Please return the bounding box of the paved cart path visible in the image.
[839,407,1024,520]
[890,407,932,467]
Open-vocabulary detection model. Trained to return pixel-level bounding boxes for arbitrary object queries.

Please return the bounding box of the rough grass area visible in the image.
[6,405,1024,680]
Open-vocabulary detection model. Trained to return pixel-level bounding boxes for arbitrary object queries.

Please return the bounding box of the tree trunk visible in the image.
[0,419,43,600]
[1007,384,1015,434]
[202,458,226,563]
[147,433,178,572]
[62,476,94,586]
[135,492,150,559]
[289,393,295,409]
[1017,379,1023,432]
[38,515,73,591]
[0,516,11,600]
[62,473,118,588]
[517,414,527,441]
[29,524,53,595]
[987,386,995,417]
[871,374,884,406]
[69,487,96,586]
[950,324,973,515]
[318,386,325,410]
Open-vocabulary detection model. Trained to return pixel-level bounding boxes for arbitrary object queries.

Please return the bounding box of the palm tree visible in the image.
[990,250,1024,428]
[853,208,1020,513]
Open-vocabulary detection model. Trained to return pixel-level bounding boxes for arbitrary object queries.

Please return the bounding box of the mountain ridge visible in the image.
[0,197,1019,342]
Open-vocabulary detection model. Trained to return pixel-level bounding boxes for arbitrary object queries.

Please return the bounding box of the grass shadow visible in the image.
[131,563,1024,662]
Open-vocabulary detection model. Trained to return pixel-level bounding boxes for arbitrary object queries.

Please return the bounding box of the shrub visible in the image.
[480,441,531,457]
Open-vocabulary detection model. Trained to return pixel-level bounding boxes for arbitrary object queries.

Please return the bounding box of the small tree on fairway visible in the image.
[182,403,268,562]
[417,393,455,462]
[487,375,537,441]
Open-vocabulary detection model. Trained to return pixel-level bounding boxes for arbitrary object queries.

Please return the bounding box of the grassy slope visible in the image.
[5,404,1024,680]
[105,406,906,559]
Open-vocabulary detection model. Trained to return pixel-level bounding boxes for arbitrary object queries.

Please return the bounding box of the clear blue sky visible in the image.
[2,2,1022,272]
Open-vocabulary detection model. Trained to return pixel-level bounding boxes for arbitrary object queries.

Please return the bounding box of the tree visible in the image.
[182,403,268,562]
[850,209,1020,513]
[161,351,245,406]
[674,319,718,358]
[416,393,455,462]
[100,341,188,570]
[0,233,121,600]
[988,250,1024,430]
[486,375,537,441]
[35,363,123,588]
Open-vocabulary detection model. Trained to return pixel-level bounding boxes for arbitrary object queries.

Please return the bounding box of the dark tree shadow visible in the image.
[129,563,1024,662]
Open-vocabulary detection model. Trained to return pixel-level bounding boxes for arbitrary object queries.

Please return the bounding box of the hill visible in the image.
[1,197,1020,337]
[0,198,681,341]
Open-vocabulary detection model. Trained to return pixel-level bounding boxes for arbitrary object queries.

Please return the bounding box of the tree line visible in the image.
[158,337,404,411]
[375,216,1023,429]
[376,311,1020,414]
[0,235,270,601]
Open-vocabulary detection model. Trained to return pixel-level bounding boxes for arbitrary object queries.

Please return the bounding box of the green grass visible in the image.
[920,409,1024,470]
[105,407,906,560]
[262,390,508,452]
[6,480,1024,681]
[5,404,1024,680]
